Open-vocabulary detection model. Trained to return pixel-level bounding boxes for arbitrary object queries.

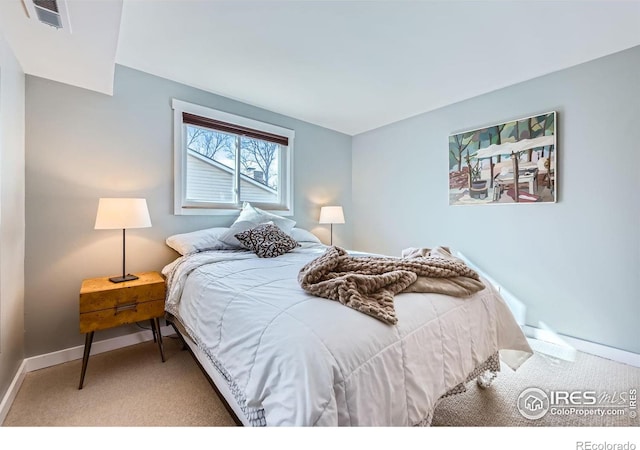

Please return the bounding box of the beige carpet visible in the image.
[3,335,639,427]
[432,350,639,427]
[3,336,236,427]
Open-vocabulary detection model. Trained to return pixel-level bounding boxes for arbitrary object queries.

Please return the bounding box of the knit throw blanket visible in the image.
[298,246,485,325]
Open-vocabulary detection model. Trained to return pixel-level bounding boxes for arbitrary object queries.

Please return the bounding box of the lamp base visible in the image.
[109,274,139,283]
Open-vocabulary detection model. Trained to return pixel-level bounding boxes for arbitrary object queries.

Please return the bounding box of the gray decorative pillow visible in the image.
[235,222,300,258]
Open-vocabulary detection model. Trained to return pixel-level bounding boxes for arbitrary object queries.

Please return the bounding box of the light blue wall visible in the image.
[352,46,640,354]
[0,32,25,404]
[22,47,640,359]
[25,65,351,356]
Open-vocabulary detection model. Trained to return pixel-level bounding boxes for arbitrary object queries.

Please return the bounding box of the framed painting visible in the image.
[448,111,556,205]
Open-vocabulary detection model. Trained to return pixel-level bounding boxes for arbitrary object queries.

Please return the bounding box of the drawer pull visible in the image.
[115,303,137,314]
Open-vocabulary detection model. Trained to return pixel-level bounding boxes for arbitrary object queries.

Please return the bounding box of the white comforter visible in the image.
[163,244,532,426]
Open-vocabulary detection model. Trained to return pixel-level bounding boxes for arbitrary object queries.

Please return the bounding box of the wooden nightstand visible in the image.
[78,271,166,389]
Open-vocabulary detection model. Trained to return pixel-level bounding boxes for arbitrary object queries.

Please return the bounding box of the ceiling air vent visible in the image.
[22,0,72,33]
[33,0,62,28]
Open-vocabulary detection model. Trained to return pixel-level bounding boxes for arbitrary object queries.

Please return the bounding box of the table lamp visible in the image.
[94,198,152,283]
[319,206,345,246]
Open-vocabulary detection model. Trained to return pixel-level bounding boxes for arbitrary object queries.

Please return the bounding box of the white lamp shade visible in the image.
[319,206,345,224]
[94,198,152,230]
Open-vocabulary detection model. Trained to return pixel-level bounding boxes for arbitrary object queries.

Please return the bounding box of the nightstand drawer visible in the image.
[79,274,165,313]
[80,298,165,333]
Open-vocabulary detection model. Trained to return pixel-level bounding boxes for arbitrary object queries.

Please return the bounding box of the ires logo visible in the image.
[517,388,550,420]
[550,391,598,405]
[517,388,637,420]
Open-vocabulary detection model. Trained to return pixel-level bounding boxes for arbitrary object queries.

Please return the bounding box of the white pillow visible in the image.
[166,227,231,255]
[236,202,296,235]
[290,227,321,244]
[219,220,258,248]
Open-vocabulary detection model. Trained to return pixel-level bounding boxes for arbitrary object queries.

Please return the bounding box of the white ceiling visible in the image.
[0,0,122,95]
[2,1,640,135]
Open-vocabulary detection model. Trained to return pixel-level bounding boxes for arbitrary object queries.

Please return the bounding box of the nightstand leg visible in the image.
[153,317,165,362]
[149,319,157,343]
[78,331,94,390]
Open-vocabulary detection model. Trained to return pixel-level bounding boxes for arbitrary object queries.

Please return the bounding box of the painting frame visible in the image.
[448,111,557,206]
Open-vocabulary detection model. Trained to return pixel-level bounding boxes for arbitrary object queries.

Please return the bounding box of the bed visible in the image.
[161,222,532,426]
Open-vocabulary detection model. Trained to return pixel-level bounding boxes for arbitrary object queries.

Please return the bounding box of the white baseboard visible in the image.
[522,325,640,368]
[560,333,640,368]
[0,360,27,425]
[0,324,173,424]
[24,324,173,372]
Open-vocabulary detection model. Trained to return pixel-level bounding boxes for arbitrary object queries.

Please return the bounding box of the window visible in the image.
[172,99,294,215]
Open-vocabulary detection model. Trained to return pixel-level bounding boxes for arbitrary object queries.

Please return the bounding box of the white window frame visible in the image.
[172,99,294,216]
